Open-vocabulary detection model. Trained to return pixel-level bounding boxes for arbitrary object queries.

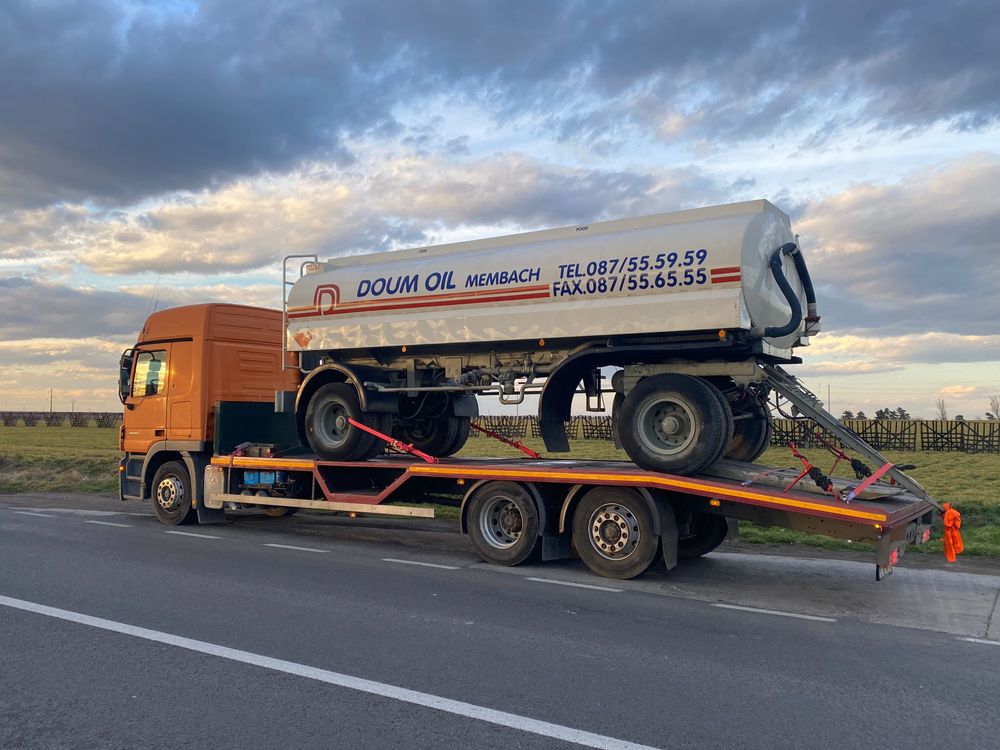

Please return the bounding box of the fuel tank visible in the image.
[286,200,810,357]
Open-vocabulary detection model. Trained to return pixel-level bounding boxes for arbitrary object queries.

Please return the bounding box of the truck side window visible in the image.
[132,350,168,398]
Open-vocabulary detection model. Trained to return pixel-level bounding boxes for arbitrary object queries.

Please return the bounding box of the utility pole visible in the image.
[49,388,53,413]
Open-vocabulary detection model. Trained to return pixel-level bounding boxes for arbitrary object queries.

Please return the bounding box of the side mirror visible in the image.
[119,348,134,404]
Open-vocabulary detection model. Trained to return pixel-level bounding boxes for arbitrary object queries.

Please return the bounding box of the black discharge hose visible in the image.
[763,242,803,338]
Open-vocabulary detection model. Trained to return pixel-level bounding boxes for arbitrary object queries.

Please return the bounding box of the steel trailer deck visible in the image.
[203,453,935,580]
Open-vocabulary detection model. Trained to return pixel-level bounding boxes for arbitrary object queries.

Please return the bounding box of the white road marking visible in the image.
[84,520,132,528]
[383,558,460,570]
[526,577,623,593]
[165,530,221,540]
[263,543,328,554]
[712,603,837,622]
[13,511,56,519]
[958,637,1000,646]
[0,594,660,750]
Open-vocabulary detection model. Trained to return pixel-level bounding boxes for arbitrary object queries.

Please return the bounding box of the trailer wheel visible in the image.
[573,487,659,579]
[441,417,471,456]
[678,513,728,558]
[618,374,731,475]
[151,461,197,526]
[466,482,541,566]
[304,383,380,460]
[396,416,465,457]
[725,409,772,463]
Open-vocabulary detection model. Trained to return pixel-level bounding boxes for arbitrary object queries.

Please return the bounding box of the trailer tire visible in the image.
[572,487,659,579]
[441,417,471,456]
[467,482,541,566]
[151,461,197,526]
[304,383,380,460]
[725,409,772,463]
[618,374,731,475]
[396,416,465,457]
[678,513,728,558]
[263,506,299,518]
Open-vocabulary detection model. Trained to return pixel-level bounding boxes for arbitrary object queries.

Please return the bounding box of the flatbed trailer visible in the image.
[201,450,935,581]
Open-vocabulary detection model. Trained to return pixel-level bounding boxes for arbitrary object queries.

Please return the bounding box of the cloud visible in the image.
[0,277,162,340]
[807,331,1000,368]
[2,1,996,209]
[3,152,731,274]
[797,154,1000,336]
[938,385,979,396]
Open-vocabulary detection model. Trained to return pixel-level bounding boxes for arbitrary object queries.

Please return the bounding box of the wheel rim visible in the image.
[314,399,350,448]
[588,503,640,560]
[635,393,697,456]
[479,495,523,549]
[156,474,185,512]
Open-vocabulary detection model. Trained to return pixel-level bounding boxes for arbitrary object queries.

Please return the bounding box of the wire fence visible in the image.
[0,412,123,428]
[2,411,997,453]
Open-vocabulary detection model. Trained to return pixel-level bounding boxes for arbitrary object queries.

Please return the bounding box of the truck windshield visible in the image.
[131,349,168,398]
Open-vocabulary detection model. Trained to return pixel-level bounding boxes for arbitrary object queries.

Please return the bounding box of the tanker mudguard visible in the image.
[296,363,397,414]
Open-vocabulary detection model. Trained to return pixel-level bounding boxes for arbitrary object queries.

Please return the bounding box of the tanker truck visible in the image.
[281,199,821,476]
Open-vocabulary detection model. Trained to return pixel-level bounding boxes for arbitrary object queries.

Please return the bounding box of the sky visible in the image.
[0,0,997,418]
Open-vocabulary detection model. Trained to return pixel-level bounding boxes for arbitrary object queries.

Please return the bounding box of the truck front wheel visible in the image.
[618,374,732,475]
[304,383,382,460]
[151,460,197,526]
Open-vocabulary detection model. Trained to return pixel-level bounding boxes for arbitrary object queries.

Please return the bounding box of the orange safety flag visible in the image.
[942,502,964,562]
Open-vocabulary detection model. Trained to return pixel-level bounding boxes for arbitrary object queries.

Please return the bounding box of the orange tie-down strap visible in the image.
[942,502,964,562]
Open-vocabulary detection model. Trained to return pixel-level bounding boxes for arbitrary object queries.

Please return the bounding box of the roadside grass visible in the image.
[2,426,998,556]
[0,426,120,494]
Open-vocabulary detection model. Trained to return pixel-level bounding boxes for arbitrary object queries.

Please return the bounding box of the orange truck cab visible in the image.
[118,304,299,524]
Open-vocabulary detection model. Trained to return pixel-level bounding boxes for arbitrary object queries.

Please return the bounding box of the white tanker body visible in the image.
[283,200,820,476]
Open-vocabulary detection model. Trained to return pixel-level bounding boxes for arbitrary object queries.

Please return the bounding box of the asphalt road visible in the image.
[1,494,998,750]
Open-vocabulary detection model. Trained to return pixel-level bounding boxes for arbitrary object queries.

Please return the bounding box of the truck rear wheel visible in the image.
[572,487,659,579]
[618,374,732,475]
[151,461,197,526]
[678,512,728,558]
[466,481,541,566]
[304,383,381,460]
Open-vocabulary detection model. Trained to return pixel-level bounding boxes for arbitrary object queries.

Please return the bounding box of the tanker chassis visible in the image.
[282,200,822,476]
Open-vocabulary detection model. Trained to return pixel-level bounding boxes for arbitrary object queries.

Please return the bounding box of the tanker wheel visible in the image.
[441,417,471,456]
[466,481,541,566]
[725,409,773,463]
[395,416,464,457]
[678,512,729,559]
[304,383,380,460]
[618,374,732,475]
[151,461,197,526]
[572,487,659,580]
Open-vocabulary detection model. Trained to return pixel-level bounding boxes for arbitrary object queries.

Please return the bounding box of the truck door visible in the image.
[122,346,170,454]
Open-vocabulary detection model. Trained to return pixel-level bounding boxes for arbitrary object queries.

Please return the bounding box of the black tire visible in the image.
[304,383,380,460]
[358,412,393,459]
[466,482,541,566]
[618,374,731,475]
[572,487,660,580]
[440,417,471,457]
[396,416,462,456]
[725,409,773,462]
[678,513,729,558]
[262,506,299,518]
[151,460,197,526]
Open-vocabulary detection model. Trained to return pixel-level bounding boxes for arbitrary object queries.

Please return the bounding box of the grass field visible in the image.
[2,425,998,556]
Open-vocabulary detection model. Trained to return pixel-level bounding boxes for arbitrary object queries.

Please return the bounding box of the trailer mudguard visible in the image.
[295,363,398,414]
